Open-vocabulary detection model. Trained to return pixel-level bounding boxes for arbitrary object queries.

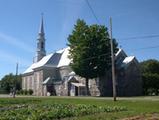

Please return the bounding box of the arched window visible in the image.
[41,42,44,49]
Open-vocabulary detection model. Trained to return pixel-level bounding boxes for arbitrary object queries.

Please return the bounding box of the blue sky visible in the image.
[0,0,159,79]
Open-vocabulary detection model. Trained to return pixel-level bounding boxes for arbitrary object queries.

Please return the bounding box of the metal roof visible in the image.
[23,47,71,74]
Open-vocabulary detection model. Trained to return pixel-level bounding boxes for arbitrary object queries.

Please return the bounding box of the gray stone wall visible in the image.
[33,70,43,96]
[89,78,100,96]
[59,82,68,96]
[22,74,34,91]
[118,61,142,96]
[59,66,72,80]
[22,56,142,97]
[98,61,142,97]
[54,84,61,96]
[75,76,100,96]
[68,76,100,96]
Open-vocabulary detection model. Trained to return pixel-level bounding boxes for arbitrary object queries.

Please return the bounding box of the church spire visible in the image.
[39,13,44,34]
[35,14,46,62]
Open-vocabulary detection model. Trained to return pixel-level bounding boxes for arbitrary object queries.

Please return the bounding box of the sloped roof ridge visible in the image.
[115,48,127,57]
[32,53,54,69]
[123,56,135,64]
[23,47,70,74]
[57,47,71,67]
[23,53,53,74]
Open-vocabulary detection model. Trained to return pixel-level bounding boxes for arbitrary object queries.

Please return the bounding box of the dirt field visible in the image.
[122,113,159,120]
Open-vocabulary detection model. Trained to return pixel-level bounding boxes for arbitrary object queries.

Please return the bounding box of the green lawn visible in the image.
[0,96,159,120]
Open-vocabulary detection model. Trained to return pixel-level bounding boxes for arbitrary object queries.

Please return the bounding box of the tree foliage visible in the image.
[0,73,22,93]
[68,19,118,95]
[142,73,159,95]
[140,59,159,74]
[140,59,159,95]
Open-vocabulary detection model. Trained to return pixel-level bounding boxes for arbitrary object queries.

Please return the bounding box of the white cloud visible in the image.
[0,32,34,53]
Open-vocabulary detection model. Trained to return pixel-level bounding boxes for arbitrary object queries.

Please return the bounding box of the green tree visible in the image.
[140,59,159,95]
[68,19,118,95]
[140,59,159,74]
[0,73,22,93]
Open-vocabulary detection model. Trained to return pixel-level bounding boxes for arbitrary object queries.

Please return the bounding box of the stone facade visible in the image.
[53,75,100,96]
[22,63,101,96]
[22,48,142,96]
[98,49,143,97]
[22,17,142,97]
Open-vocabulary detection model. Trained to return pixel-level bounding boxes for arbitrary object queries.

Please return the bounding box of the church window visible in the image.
[38,43,40,49]
[41,42,44,49]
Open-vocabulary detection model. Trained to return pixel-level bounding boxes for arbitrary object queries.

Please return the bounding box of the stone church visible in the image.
[22,17,142,96]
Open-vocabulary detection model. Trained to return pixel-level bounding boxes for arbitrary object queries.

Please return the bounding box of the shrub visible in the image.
[28,89,33,95]
[16,90,20,95]
[0,89,8,94]
[20,89,24,95]
[16,89,34,95]
[24,89,28,95]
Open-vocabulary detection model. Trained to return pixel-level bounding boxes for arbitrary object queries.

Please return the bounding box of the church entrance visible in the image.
[67,76,79,96]
[42,77,56,96]
[70,82,86,96]
[75,86,78,96]
[46,84,56,96]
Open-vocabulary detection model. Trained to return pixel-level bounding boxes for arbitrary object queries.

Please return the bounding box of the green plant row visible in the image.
[0,103,127,120]
[0,98,40,108]
[16,89,33,95]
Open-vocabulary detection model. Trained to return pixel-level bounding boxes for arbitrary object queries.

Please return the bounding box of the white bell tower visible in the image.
[35,14,46,62]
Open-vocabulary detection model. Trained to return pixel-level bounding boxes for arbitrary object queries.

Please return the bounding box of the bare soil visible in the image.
[122,113,159,120]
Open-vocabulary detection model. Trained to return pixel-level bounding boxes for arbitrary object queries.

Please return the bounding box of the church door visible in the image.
[75,86,78,96]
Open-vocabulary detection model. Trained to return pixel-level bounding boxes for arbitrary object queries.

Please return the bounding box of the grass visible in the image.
[0,96,159,120]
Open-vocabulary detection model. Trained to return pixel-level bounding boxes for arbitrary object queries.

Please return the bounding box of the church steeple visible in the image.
[35,14,46,62]
[39,14,44,35]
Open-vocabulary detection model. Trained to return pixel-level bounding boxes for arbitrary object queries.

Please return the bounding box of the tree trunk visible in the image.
[85,78,90,96]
